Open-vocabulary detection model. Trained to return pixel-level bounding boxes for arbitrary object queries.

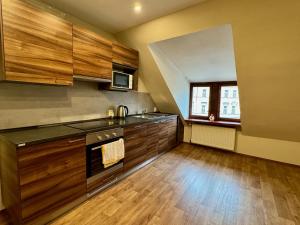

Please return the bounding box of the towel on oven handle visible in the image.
[101,138,125,168]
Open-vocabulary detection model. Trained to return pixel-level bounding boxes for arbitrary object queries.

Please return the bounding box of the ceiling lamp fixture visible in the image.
[134,2,142,14]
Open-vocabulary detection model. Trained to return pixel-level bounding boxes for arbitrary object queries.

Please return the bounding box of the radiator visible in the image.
[191,124,236,151]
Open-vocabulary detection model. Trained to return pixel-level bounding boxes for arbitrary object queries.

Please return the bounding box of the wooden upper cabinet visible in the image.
[73,26,113,80]
[0,0,73,86]
[112,42,139,69]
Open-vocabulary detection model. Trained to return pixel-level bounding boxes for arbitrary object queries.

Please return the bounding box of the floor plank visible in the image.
[1,143,300,225]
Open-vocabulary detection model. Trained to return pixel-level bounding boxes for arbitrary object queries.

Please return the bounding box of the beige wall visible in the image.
[116,0,300,143]
[184,125,300,166]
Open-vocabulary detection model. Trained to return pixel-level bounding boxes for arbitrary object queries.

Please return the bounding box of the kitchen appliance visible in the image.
[85,128,124,196]
[117,105,129,118]
[112,71,133,90]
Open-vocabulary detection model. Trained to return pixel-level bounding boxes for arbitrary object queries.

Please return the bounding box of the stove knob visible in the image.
[105,134,110,138]
[97,136,103,141]
[112,132,117,137]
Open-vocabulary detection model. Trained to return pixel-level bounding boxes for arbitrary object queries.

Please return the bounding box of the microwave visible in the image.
[112,71,133,90]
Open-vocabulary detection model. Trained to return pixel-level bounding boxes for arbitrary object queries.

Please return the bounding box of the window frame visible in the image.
[189,81,240,122]
[189,83,212,120]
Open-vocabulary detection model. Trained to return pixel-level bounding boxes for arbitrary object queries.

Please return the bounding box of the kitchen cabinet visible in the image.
[1,136,87,225]
[158,120,169,154]
[73,26,113,81]
[0,0,73,86]
[123,123,148,171]
[124,116,178,171]
[146,121,160,159]
[112,42,139,69]
[167,117,178,149]
[158,117,178,154]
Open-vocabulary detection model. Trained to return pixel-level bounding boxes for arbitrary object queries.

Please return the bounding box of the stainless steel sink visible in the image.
[131,113,169,119]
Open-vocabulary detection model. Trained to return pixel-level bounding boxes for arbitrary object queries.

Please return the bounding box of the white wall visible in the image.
[149,45,190,118]
[184,125,300,166]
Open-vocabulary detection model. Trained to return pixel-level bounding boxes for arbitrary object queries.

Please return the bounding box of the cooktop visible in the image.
[66,117,147,132]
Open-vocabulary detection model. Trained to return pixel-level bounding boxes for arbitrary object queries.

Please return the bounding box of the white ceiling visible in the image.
[149,24,237,82]
[40,0,206,33]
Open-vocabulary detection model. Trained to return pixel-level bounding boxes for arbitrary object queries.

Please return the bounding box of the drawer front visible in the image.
[124,124,147,137]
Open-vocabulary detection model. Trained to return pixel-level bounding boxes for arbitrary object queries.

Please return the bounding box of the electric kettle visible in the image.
[117,105,129,118]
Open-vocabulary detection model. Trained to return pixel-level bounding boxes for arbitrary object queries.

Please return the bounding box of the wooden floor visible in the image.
[2,144,300,225]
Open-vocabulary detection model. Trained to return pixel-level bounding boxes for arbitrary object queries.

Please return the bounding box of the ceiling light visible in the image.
[134,3,142,14]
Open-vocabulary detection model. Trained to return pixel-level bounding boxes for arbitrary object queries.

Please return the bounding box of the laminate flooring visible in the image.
[2,143,300,225]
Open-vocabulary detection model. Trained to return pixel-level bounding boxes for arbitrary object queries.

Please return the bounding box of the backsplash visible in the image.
[0,81,156,130]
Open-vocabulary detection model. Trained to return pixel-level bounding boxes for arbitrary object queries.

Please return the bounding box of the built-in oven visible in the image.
[86,128,124,196]
[112,71,133,90]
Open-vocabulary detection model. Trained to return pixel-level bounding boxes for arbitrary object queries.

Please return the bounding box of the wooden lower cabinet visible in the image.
[124,116,178,171]
[1,136,87,225]
[123,124,148,171]
[0,116,178,224]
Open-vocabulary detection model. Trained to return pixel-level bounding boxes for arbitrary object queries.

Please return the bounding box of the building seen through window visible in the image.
[219,86,240,119]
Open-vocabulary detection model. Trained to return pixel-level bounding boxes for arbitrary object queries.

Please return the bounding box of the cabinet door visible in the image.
[167,117,178,149]
[158,120,169,154]
[146,121,160,159]
[124,124,147,171]
[17,136,86,224]
[73,26,112,80]
[112,42,139,69]
[2,0,73,85]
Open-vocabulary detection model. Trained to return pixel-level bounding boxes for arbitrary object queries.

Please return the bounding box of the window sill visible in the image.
[185,119,241,128]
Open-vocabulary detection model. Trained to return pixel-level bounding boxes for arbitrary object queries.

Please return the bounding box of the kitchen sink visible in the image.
[131,113,169,119]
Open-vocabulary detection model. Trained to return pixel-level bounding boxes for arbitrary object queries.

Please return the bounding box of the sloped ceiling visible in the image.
[40,0,206,33]
[149,25,236,119]
[150,24,237,82]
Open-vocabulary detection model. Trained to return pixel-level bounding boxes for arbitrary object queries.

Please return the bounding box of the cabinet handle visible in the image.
[68,138,85,143]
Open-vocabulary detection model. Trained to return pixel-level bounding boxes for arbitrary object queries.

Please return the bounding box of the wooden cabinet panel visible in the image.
[158,117,178,154]
[146,122,160,158]
[158,120,169,154]
[1,0,73,85]
[124,124,147,171]
[168,120,178,149]
[73,26,112,80]
[112,42,139,69]
[17,136,86,223]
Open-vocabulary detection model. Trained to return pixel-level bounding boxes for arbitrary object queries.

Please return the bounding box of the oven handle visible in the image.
[91,146,102,151]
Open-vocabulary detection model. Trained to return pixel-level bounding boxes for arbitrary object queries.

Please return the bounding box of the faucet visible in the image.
[142,108,147,115]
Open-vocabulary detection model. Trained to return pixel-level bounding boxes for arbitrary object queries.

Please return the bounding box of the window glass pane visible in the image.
[191,86,210,117]
[219,86,240,119]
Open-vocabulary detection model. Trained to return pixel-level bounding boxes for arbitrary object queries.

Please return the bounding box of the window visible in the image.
[233,90,237,98]
[189,82,240,122]
[231,105,236,115]
[190,86,210,117]
[223,105,228,115]
[224,90,229,98]
[201,105,206,114]
[219,86,240,120]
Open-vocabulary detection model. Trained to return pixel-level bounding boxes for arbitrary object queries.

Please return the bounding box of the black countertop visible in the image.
[0,114,178,147]
[0,125,85,147]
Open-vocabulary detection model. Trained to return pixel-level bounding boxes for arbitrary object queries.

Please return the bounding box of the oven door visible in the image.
[86,138,124,194]
[112,71,132,90]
